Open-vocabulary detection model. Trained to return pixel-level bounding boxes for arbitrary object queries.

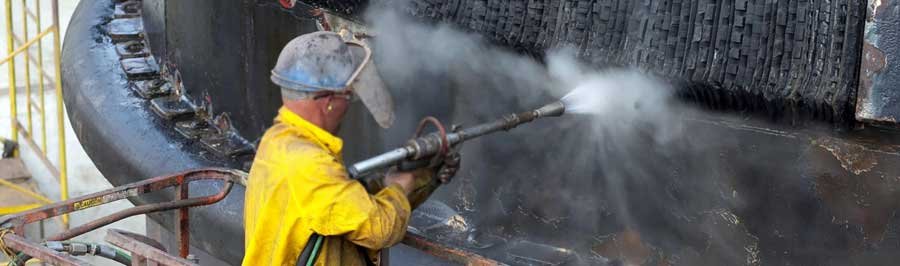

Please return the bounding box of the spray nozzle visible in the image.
[534,100,566,118]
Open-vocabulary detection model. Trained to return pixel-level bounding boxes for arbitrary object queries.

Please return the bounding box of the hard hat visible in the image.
[271,31,395,128]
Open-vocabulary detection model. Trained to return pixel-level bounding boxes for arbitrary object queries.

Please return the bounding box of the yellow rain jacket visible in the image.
[243,107,411,266]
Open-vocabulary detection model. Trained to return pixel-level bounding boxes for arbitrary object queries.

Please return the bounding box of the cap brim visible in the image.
[349,44,395,128]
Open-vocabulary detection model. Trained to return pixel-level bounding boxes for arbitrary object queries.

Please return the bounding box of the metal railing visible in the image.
[2,0,67,228]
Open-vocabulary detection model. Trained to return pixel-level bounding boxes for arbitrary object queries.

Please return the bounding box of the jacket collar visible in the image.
[275,107,343,155]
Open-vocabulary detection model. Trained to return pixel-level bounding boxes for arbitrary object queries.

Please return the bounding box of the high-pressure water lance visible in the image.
[298,100,566,265]
[348,100,567,177]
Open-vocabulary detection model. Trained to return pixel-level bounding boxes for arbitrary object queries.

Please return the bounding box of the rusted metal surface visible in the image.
[177,179,190,258]
[812,137,881,175]
[857,0,900,124]
[310,8,331,31]
[0,168,243,265]
[402,233,504,266]
[313,8,372,39]
[0,168,244,239]
[106,229,196,266]
[806,135,900,247]
[49,184,231,242]
[1,234,89,266]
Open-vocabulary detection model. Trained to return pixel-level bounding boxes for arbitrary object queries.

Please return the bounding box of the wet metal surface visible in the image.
[150,95,197,121]
[506,240,574,266]
[62,1,250,263]
[198,132,254,158]
[114,1,142,19]
[116,40,151,59]
[805,135,900,247]
[174,120,216,140]
[107,17,144,42]
[130,79,173,99]
[857,0,900,124]
[120,56,160,80]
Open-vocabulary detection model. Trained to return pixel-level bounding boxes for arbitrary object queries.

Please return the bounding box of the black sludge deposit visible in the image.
[307,0,866,127]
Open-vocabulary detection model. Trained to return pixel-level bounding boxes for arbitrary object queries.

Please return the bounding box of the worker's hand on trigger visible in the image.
[435,150,461,184]
[384,171,416,194]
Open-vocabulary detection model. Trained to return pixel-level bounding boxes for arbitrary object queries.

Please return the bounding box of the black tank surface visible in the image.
[63,0,900,265]
[306,0,866,127]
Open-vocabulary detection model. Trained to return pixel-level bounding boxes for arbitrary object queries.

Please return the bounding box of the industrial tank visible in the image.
[63,0,900,265]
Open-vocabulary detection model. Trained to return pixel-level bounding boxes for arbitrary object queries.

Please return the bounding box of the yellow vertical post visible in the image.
[21,0,31,136]
[35,0,46,153]
[51,0,68,228]
[5,0,17,148]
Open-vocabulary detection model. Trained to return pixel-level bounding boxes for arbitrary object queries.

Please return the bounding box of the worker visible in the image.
[242,31,460,266]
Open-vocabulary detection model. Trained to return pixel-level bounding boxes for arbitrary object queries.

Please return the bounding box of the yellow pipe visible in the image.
[0,260,40,265]
[0,178,53,204]
[24,6,36,21]
[0,260,43,265]
[51,0,68,228]
[5,0,17,147]
[0,203,41,215]
[11,35,54,81]
[21,0,32,136]
[35,0,46,153]
[27,99,39,112]
[10,36,54,81]
[0,27,52,65]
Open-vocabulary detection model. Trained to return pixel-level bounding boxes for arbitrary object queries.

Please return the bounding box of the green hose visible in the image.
[7,252,25,266]
[8,241,132,266]
[305,236,324,266]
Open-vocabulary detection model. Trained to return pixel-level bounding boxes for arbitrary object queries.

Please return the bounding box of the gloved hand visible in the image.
[361,147,462,209]
[434,149,461,184]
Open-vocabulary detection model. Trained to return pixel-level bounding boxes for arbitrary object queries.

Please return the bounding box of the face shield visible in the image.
[344,40,395,128]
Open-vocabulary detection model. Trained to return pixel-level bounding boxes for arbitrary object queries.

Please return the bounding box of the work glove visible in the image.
[435,150,461,184]
[358,148,462,209]
[358,166,439,210]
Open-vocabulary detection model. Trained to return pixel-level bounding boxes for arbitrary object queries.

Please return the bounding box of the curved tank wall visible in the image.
[63,1,900,265]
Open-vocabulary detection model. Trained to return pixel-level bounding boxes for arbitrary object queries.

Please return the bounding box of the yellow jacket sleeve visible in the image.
[286,146,412,250]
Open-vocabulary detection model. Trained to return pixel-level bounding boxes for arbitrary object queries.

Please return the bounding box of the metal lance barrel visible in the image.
[348,100,566,177]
